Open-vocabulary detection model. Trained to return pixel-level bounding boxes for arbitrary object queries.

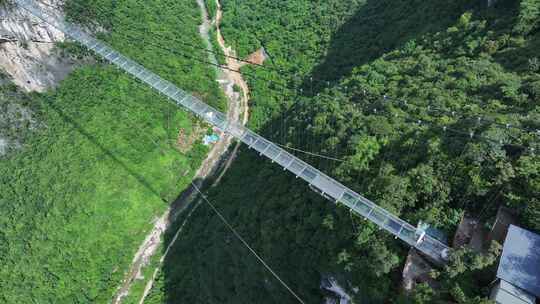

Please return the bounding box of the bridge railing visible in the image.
[16,0,450,265]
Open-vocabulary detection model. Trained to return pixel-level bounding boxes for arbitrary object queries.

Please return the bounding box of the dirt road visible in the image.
[112,0,251,303]
[212,0,250,184]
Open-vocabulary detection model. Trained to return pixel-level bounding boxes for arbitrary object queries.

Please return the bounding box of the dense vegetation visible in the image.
[149,0,540,303]
[0,0,225,302]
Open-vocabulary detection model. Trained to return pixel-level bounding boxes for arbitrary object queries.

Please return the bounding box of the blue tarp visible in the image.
[203,134,220,146]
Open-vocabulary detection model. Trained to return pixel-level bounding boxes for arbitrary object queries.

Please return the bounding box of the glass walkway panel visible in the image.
[16,0,450,265]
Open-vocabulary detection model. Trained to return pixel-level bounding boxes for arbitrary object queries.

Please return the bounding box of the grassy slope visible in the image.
[152,0,540,303]
[0,0,225,302]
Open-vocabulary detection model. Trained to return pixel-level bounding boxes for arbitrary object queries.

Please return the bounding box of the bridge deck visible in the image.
[16,0,451,265]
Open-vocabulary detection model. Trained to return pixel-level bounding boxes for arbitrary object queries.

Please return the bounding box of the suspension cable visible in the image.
[276,143,345,162]
[29,0,538,156]
[98,30,538,153]
[191,182,306,304]
[52,0,539,140]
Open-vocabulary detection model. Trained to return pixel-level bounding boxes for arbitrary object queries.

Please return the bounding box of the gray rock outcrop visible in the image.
[0,0,75,92]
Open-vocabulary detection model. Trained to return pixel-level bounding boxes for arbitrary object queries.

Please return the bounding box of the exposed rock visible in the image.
[402,249,436,293]
[0,137,9,155]
[245,47,268,66]
[453,216,479,248]
[0,0,76,92]
[0,92,42,156]
[321,276,353,304]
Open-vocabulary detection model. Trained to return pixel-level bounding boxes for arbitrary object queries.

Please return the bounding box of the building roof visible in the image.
[492,280,536,304]
[497,225,540,298]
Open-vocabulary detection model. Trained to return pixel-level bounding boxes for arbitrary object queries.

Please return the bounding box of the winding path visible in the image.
[212,0,251,183]
[16,3,452,302]
[113,0,252,303]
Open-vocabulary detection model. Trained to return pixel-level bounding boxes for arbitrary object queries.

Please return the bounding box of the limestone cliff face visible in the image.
[0,0,75,92]
[0,0,71,156]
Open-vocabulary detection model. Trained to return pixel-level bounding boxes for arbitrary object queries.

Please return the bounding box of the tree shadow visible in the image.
[159,148,332,303]
[303,0,475,95]
[151,1,525,303]
[494,31,540,72]
[47,100,165,201]
[477,0,540,73]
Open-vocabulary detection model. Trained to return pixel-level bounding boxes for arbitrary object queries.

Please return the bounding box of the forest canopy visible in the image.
[0,0,225,302]
[148,0,540,303]
[1,0,539,303]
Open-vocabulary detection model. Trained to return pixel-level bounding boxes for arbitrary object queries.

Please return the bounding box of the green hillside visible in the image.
[2,0,539,303]
[149,0,540,303]
[0,0,225,302]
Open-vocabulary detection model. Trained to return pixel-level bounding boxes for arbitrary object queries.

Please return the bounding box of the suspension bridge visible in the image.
[16,0,451,265]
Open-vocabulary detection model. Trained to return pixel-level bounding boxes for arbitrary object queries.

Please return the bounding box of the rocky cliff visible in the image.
[0,0,75,92]
[0,0,71,156]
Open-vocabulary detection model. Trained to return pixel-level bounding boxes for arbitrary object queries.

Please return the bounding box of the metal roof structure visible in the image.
[15,0,451,265]
[491,280,536,304]
[497,225,540,298]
